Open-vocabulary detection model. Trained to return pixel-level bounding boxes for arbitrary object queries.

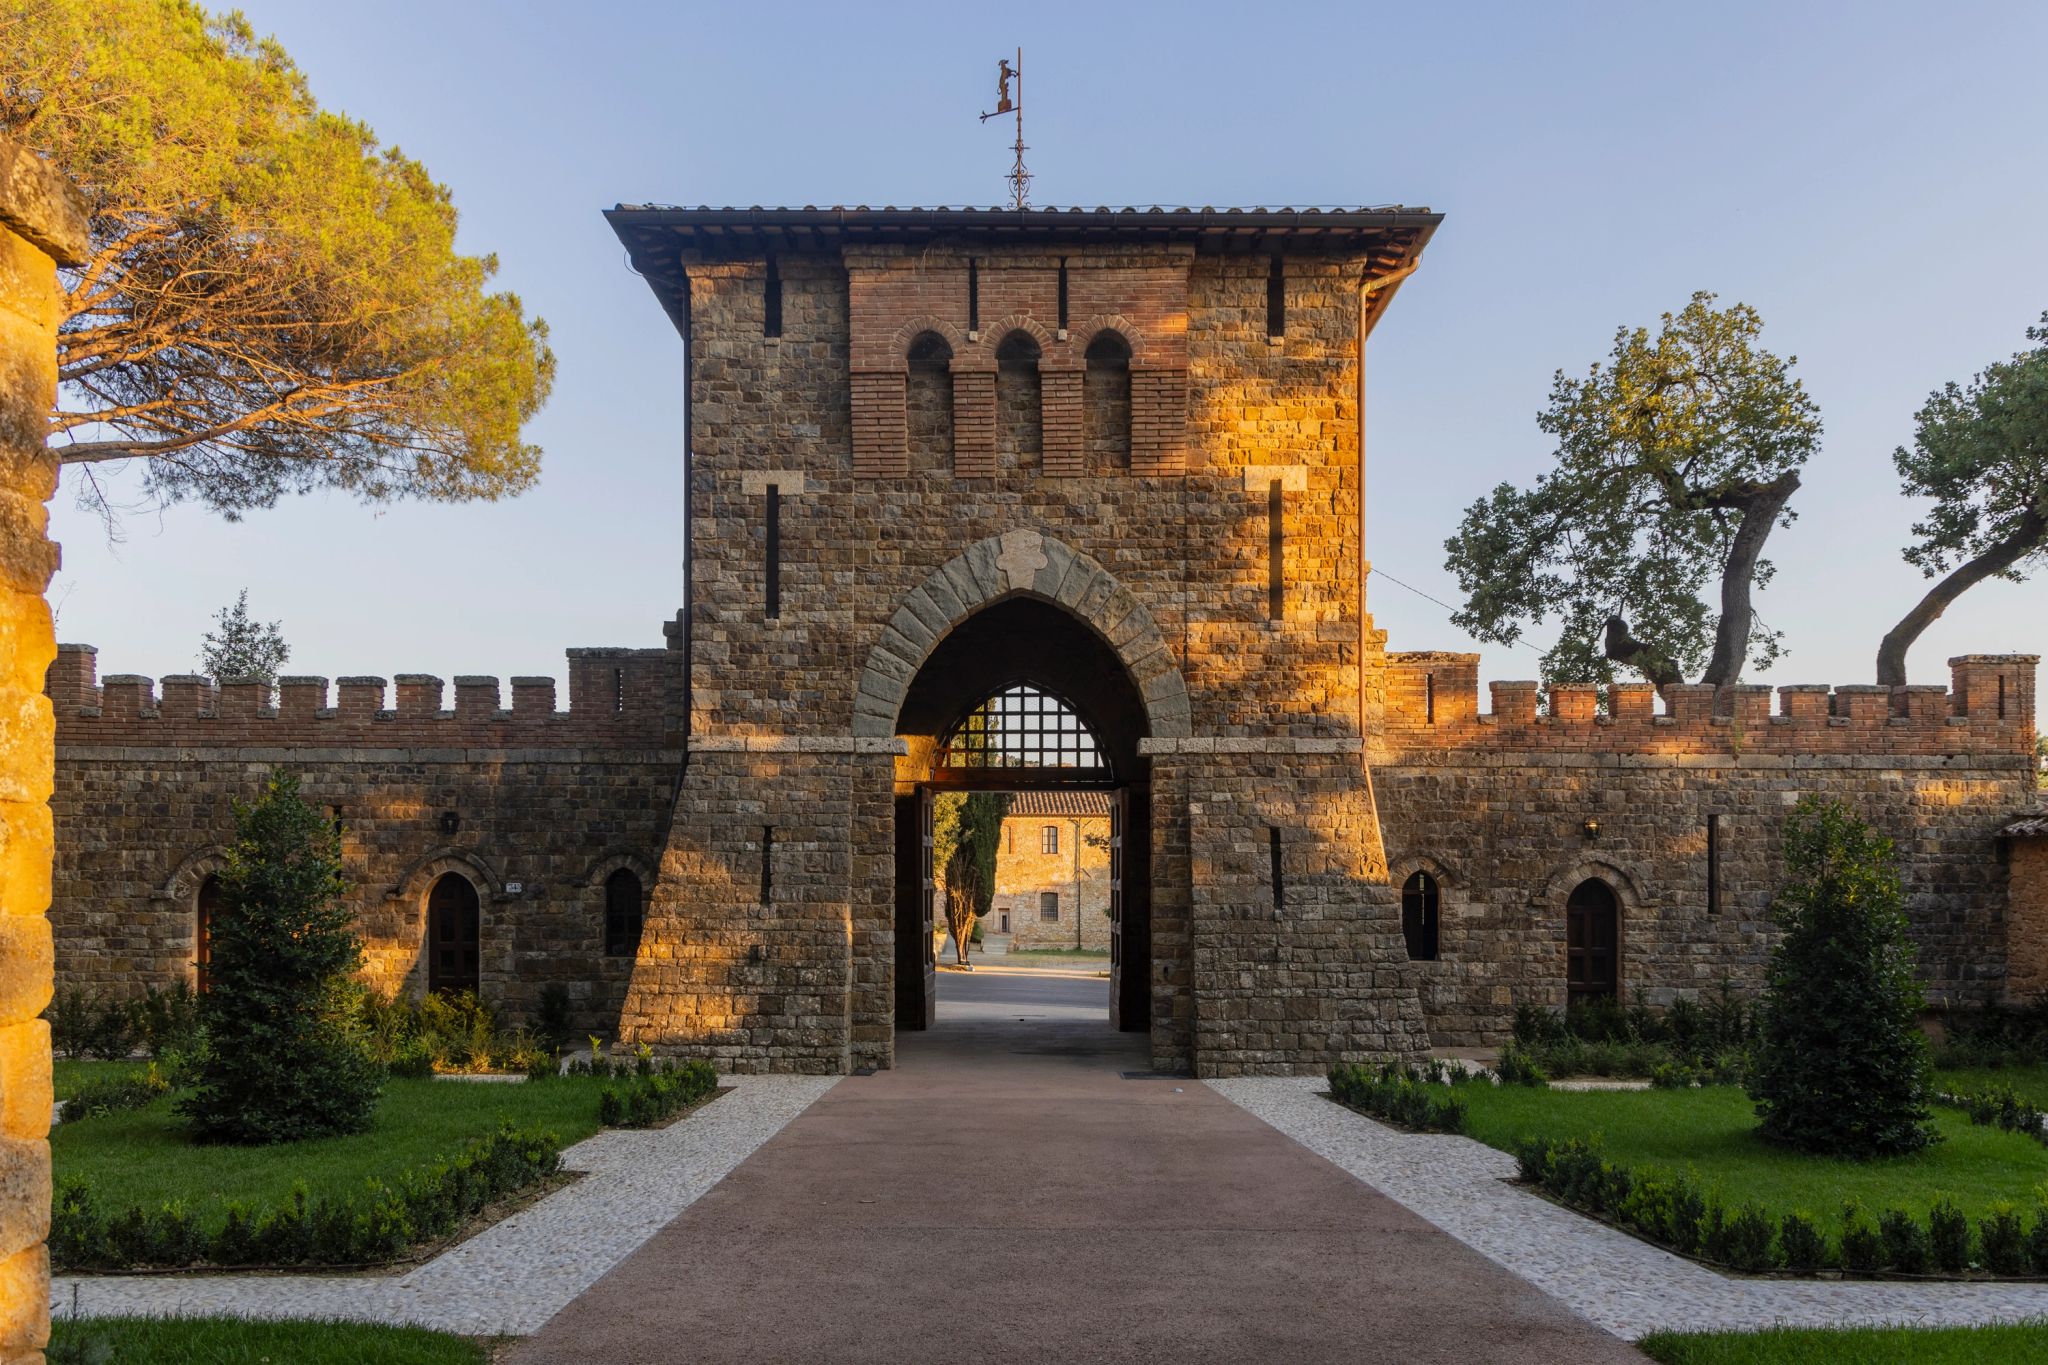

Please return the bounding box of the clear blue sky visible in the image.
[49,0,2048,695]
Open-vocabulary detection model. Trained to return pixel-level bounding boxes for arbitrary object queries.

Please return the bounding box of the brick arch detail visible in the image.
[1072,314,1146,365]
[981,314,1066,370]
[1535,859,1647,915]
[852,530,1191,740]
[157,846,229,905]
[890,315,968,366]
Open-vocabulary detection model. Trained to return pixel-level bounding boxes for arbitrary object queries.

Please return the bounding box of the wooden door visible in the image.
[920,788,938,1016]
[195,875,222,993]
[427,874,481,996]
[1107,787,1126,1031]
[1566,879,1618,1002]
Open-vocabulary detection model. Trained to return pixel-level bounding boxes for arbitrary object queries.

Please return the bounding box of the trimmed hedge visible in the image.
[1946,1084,2048,1148]
[1326,1062,1471,1134]
[1516,1134,2048,1277]
[51,1122,562,1270]
[598,1059,718,1128]
[60,1068,169,1124]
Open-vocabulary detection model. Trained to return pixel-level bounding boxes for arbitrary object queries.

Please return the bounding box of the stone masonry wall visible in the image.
[992,812,1111,950]
[0,135,87,1365]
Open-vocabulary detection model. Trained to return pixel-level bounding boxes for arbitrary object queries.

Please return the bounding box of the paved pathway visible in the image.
[508,976,1644,1364]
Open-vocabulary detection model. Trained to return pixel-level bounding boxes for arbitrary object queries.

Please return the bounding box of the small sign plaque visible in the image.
[504,882,523,895]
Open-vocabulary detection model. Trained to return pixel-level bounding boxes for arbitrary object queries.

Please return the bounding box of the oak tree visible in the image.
[1876,313,2048,685]
[1,0,554,520]
[1446,293,1819,687]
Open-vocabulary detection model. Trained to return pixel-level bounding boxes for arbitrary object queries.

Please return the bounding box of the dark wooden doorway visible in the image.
[1566,878,1619,1002]
[894,790,939,1030]
[427,873,481,996]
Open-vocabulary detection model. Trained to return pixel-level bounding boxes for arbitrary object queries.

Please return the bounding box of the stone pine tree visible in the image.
[0,0,554,522]
[933,791,1011,965]
[182,770,381,1144]
[1748,797,1934,1158]
[1445,292,1820,688]
[199,589,289,687]
[1876,311,2048,685]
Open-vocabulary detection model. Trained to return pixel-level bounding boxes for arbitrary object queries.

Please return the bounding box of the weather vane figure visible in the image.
[979,49,1030,211]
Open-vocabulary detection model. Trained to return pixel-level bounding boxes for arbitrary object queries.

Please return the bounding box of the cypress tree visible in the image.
[181,770,381,1143]
[1748,797,1934,1158]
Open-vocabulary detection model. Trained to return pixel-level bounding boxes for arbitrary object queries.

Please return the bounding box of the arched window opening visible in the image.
[1401,871,1440,962]
[906,331,954,472]
[604,868,644,959]
[427,873,481,996]
[1083,330,1132,472]
[938,683,1109,779]
[195,874,222,992]
[995,330,1042,471]
[1566,878,1619,1002]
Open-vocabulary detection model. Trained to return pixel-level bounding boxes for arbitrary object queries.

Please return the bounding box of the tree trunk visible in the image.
[1877,510,2047,686]
[1604,615,1683,686]
[1702,471,1802,687]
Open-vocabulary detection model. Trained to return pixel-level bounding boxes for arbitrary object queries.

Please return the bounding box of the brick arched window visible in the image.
[195,874,223,992]
[906,330,954,472]
[604,868,644,959]
[995,330,1042,471]
[1083,330,1132,472]
[1401,870,1440,962]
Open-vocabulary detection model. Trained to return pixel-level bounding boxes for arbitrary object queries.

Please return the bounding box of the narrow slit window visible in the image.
[760,826,774,904]
[763,255,782,337]
[1998,675,2007,719]
[968,257,979,332]
[765,484,781,620]
[1266,256,1285,338]
[1425,673,1437,725]
[1269,827,1284,911]
[1268,479,1284,622]
[613,667,625,714]
[1707,814,1721,916]
[1057,258,1069,330]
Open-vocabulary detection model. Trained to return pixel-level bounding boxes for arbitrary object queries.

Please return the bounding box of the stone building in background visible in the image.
[44,205,2046,1078]
[989,792,1111,951]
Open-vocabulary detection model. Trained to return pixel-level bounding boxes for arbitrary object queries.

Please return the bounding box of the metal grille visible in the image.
[939,685,1107,773]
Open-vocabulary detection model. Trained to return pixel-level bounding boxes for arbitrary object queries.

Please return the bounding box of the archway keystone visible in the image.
[853,533,1191,740]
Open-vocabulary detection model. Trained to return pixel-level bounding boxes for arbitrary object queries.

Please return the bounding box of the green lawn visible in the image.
[1459,1083,2048,1224]
[51,1316,490,1364]
[1935,1063,2048,1109]
[52,1059,151,1100]
[1639,1321,2048,1364]
[54,1076,609,1224]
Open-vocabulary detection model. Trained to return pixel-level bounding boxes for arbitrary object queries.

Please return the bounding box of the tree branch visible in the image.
[1876,507,2047,686]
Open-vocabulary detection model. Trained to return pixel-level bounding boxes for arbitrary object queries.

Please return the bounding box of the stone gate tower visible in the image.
[604,205,1443,1075]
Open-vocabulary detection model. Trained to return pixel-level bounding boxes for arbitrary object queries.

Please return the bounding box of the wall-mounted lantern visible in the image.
[1581,817,1601,840]
[439,810,460,837]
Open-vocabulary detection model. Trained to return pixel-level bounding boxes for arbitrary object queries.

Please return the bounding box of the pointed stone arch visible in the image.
[852,531,1191,740]
[1534,858,1648,913]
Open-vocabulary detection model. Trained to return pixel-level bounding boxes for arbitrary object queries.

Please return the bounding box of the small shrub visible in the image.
[1841,1204,1886,1275]
[1779,1211,1826,1272]
[598,1059,718,1129]
[1649,1060,1696,1090]
[1701,1204,1778,1273]
[1325,1063,1467,1134]
[1980,1202,2029,1276]
[1749,798,1935,1158]
[1929,1198,1972,1273]
[1878,1208,1930,1273]
[534,983,574,1052]
[131,981,203,1059]
[81,999,135,1062]
[1493,1042,1548,1087]
[1512,1004,1566,1046]
[2026,1203,2048,1275]
[61,1068,169,1123]
[1514,1136,1553,1184]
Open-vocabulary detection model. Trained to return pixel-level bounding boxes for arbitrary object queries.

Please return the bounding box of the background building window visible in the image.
[1039,891,1060,922]
[1402,871,1440,961]
[605,868,644,958]
[1041,825,1059,855]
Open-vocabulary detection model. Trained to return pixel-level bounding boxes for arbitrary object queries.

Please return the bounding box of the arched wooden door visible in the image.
[195,874,223,992]
[427,873,481,996]
[1566,878,1619,1002]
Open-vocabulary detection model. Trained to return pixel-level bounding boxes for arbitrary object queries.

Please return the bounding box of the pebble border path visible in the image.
[52,1074,838,1335]
[1211,1076,2048,1341]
